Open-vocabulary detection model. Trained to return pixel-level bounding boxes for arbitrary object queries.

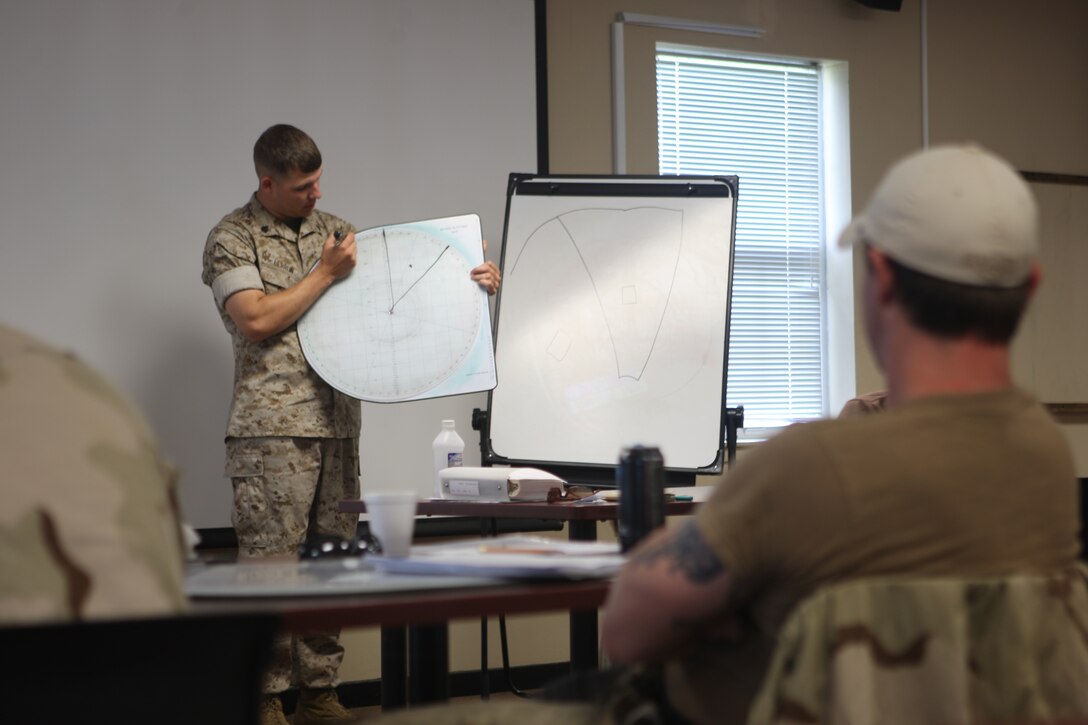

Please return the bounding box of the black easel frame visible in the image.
[478,173,739,487]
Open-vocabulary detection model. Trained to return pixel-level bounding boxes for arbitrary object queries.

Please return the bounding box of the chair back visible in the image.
[748,567,1088,725]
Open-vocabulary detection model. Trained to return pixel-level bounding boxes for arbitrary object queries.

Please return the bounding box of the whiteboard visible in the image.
[298,215,496,403]
[487,176,737,477]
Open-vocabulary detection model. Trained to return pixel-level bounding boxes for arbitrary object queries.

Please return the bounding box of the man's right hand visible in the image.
[319,230,357,280]
[224,229,359,343]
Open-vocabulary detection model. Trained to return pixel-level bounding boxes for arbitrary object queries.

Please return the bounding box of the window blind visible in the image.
[657,52,825,429]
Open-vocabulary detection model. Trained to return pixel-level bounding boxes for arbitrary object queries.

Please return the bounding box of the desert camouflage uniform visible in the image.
[0,323,187,623]
[202,195,361,693]
[201,194,360,440]
[748,567,1088,724]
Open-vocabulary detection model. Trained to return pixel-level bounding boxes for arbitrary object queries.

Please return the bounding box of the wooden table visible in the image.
[195,576,610,631]
[192,566,610,709]
[339,496,701,673]
[340,498,701,542]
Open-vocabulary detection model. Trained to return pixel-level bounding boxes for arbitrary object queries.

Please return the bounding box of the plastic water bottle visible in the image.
[432,420,464,498]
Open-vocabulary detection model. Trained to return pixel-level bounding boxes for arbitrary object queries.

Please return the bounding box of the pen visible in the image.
[334,230,347,247]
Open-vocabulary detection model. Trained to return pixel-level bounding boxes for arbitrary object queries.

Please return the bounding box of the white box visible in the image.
[438,467,566,502]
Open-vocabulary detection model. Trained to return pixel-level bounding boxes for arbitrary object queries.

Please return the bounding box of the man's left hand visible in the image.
[471,239,501,295]
[471,261,501,295]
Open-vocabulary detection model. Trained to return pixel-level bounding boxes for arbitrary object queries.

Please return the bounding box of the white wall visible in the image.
[0,0,537,527]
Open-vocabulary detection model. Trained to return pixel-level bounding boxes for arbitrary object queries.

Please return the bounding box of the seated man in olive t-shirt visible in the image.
[601,144,1080,724]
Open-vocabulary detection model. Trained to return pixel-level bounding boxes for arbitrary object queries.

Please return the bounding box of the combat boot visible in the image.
[259,694,290,725]
[293,687,356,725]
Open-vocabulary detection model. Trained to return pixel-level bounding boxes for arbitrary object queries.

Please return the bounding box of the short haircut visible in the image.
[253,124,322,178]
[885,255,1032,344]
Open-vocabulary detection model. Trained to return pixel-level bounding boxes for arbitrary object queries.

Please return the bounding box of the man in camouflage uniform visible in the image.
[202,124,499,725]
[0,322,187,623]
[594,144,1084,724]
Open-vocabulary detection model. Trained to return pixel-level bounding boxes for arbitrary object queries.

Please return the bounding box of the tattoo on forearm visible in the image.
[631,521,725,584]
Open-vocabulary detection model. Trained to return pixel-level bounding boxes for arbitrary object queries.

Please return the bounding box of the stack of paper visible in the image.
[368,535,624,579]
[185,559,499,598]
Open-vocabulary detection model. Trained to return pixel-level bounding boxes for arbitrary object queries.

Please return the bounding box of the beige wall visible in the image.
[926,0,1088,171]
[546,0,1088,209]
[547,0,1088,469]
[341,610,575,681]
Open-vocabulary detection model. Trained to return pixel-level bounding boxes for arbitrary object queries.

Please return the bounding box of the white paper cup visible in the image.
[363,492,418,558]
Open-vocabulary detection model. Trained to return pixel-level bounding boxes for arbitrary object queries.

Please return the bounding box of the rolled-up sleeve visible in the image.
[210,265,264,309]
[202,227,264,309]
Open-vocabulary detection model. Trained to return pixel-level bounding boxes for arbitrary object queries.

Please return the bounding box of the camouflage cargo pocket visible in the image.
[226,446,270,554]
[225,438,322,556]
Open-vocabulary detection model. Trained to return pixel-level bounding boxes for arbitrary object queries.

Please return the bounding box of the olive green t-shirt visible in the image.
[667,388,1080,725]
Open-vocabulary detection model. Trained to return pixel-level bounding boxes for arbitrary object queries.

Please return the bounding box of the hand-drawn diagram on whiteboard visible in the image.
[508,206,684,383]
[488,176,737,473]
[297,213,496,403]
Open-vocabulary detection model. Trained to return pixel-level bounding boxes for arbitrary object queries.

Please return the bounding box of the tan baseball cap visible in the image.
[839,144,1038,288]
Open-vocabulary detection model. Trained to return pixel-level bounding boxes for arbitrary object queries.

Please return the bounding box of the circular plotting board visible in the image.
[298,214,495,403]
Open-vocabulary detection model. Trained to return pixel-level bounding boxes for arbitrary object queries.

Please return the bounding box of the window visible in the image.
[657,50,833,432]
